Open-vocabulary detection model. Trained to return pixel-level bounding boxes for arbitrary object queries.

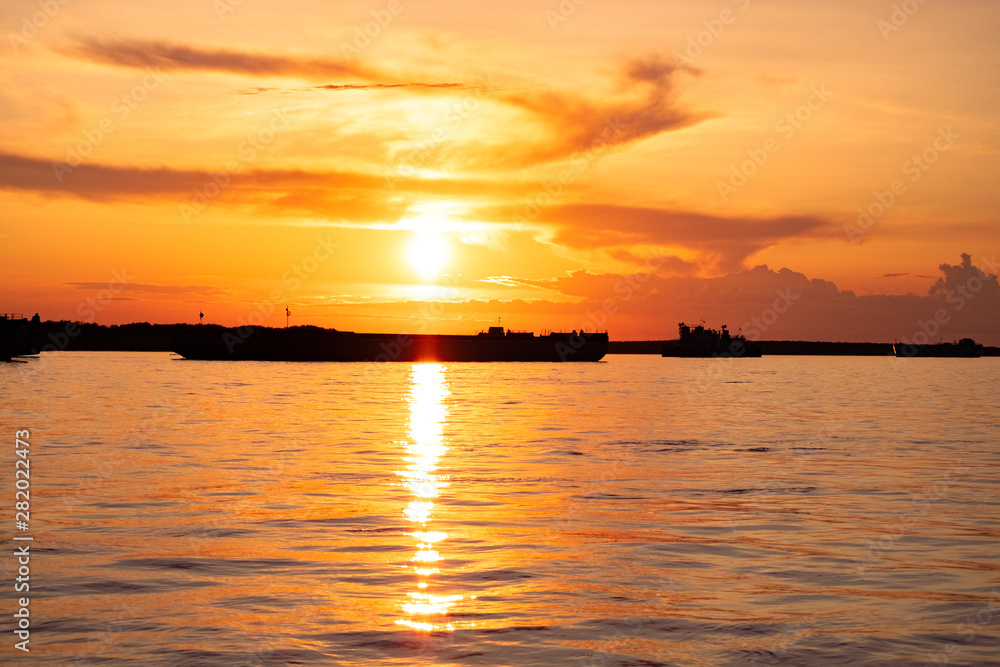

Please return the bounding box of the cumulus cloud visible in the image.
[540,254,1000,342]
[929,252,1000,298]
[606,249,699,276]
[368,254,999,343]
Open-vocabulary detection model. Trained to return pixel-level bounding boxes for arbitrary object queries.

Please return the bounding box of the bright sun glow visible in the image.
[407,232,450,280]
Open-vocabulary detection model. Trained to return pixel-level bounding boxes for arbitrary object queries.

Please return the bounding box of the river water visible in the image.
[2,352,999,665]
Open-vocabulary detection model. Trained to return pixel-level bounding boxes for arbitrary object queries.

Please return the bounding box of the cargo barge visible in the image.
[892,338,983,358]
[0,313,41,361]
[172,325,608,362]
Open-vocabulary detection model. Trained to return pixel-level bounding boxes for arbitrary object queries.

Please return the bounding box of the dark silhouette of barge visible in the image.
[893,338,983,358]
[172,325,608,362]
[0,313,41,361]
[661,322,762,358]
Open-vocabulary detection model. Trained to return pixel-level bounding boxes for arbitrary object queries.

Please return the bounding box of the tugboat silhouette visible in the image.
[662,322,762,358]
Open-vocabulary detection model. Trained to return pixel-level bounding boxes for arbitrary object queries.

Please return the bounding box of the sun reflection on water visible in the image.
[394,363,463,632]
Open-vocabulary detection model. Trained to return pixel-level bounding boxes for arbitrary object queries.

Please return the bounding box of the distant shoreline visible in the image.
[610,340,1000,356]
[23,321,1000,356]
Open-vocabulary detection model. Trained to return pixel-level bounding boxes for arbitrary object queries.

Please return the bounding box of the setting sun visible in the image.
[407,232,450,280]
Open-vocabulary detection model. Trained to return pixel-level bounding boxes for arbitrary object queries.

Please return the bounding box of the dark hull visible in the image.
[893,342,982,358]
[172,326,608,362]
[0,317,41,361]
[664,322,762,358]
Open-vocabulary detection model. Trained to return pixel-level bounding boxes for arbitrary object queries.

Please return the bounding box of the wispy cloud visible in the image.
[67,282,230,296]
[375,53,706,172]
[62,37,474,99]
[63,37,470,90]
[237,83,467,95]
[474,202,834,271]
[0,151,515,205]
[60,41,700,172]
[497,54,705,164]
[1,148,832,271]
[66,37,381,81]
[477,276,553,290]
[550,203,832,271]
[0,150,535,230]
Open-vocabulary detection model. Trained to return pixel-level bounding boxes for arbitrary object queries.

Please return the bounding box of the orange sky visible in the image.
[1,0,998,342]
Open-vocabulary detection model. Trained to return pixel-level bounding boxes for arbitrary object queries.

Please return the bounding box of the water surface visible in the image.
[2,352,998,665]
